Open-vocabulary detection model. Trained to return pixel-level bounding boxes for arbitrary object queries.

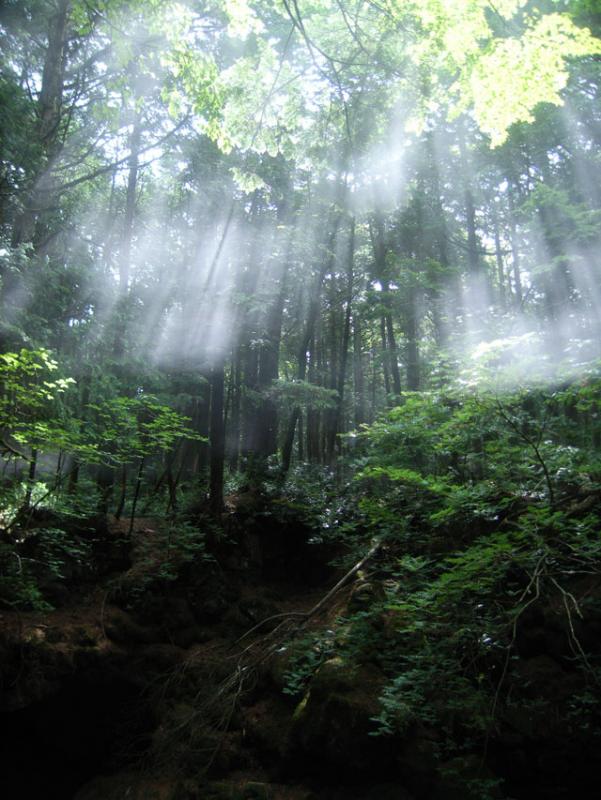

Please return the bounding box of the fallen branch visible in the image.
[232,537,383,652]
[156,537,385,775]
[303,537,383,620]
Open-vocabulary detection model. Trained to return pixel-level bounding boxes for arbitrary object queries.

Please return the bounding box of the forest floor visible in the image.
[0,510,375,800]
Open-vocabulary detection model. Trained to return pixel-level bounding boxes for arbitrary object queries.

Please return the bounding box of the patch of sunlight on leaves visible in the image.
[466,14,601,146]
[230,167,269,193]
[225,0,265,39]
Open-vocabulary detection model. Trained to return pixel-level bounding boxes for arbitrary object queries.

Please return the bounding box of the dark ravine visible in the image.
[0,508,354,799]
[1,673,152,799]
[2,500,600,800]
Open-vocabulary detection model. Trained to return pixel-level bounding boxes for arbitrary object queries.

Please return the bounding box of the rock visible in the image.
[187,570,232,623]
[73,625,97,647]
[171,624,206,648]
[433,755,503,800]
[104,608,161,644]
[243,695,294,759]
[396,730,440,798]
[75,773,178,800]
[360,784,415,800]
[136,643,187,671]
[172,779,201,799]
[0,637,74,711]
[203,782,237,799]
[348,581,382,612]
[159,596,197,628]
[241,782,272,800]
[286,658,395,776]
[267,648,295,693]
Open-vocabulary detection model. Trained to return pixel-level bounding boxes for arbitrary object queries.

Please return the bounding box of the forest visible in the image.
[1,0,601,798]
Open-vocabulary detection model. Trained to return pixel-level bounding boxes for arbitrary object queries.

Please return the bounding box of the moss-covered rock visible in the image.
[286,657,395,776]
[75,773,179,800]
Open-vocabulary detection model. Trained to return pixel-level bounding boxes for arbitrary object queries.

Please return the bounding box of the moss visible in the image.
[293,692,309,720]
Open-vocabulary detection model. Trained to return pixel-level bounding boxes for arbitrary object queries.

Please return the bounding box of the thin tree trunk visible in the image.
[370,215,401,399]
[404,289,420,391]
[226,352,242,471]
[10,0,70,251]
[24,448,38,509]
[492,209,506,307]
[119,106,142,293]
[128,457,145,537]
[297,411,304,463]
[352,317,366,428]
[458,132,480,275]
[508,187,523,304]
[384,298,402,397]
[380,316,391,397]
[209,363,225,516]
[281,206,343,473]
[115,465,127,519]
[327,217,354,460]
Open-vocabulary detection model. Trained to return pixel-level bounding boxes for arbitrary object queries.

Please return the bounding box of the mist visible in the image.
[1,0,600,464]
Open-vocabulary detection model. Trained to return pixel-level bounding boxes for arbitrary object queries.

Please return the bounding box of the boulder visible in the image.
[286,657,395,776]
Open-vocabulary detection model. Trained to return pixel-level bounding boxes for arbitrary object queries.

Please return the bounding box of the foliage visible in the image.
[0,348,76,447]
[289,376,601,793]
[125,520,211,594]
[0,523,92,610]
[267,379,339,410]
[88,394,204,467]
[282,630,336,698]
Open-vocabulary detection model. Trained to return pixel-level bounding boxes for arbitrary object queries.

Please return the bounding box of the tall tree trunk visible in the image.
[240,341,259,460]
[24,448,38,509]
[379,316,391,397]
[327,217,355,461]
[492,208,506,307]
[306,334,320,463]
[404,288,420,391]
[256,265,288,459]
[402,188,423,392]
[282,407,301,474]
[281,205,343,473]
[428,133,454,343]
[297,412,304,462]
[113,80,143,362]
[508,187,523,304]
[196,380,210,473]
[458,131,480,275]
[384,288,402,397]
[370,215,401,399]
[226,354,241,471]
[8,0,70,264]
[352,316,367,427]
[119,106,142,294]
[67,366,91,493]
[128,457,145,536]
[237,224,265,467]
[114,465,127,519]
[209,363,225,516]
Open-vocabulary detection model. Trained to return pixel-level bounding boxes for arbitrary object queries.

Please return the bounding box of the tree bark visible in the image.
[352,316,367,427]
[119,105,142,294]
[281,204,343,473]
[10,0,70,251]
[209,363,225,515]
[327,217,354,461]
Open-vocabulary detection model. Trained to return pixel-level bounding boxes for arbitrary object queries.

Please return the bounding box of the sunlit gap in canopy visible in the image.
[348,97,416,216]
[426,115,601,390]
[153,206,241,370]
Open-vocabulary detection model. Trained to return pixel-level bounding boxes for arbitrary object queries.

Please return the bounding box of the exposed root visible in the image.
[152,538,384,775]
